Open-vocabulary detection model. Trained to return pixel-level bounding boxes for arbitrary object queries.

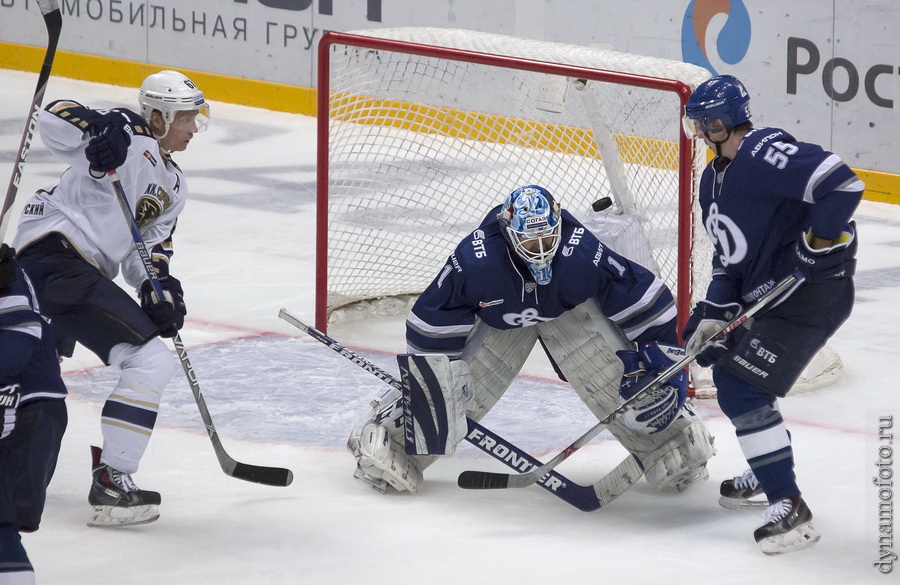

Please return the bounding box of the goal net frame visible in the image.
[316,29,704,334]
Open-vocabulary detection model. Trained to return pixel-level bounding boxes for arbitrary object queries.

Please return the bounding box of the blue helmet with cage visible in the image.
[497,185,562,285]
[683,75,751,138]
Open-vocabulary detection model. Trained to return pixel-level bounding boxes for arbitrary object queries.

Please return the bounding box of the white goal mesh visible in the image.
[317,28,711,325]
[315,27,842,396]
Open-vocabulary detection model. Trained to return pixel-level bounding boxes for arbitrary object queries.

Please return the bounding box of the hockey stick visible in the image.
[1,0,62,242]
[108,171,293,487]
[458,273,801,490]
[277,307,643,511]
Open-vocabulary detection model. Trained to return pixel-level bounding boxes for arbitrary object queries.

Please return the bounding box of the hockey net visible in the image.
[316,27,842,397]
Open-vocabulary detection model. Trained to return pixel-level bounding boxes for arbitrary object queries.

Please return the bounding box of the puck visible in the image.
[591,197,613,212]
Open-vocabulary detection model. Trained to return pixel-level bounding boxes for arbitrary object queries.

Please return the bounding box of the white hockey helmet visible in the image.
[138,70,210,133]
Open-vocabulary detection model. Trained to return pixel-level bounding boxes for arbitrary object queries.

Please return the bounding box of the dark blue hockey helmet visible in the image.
[683,75,751,138]
[497,185,562,285]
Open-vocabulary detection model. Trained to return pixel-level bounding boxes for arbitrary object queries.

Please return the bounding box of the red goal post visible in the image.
[316,28,712,336]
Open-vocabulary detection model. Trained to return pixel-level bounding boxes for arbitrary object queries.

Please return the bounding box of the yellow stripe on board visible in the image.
[332,95,682,168]
[2,41,898,204]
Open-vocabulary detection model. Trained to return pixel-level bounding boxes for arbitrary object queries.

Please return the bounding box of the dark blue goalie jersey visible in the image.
[406,207,678,356]
[0,263,67,402]
[697,127,863,305]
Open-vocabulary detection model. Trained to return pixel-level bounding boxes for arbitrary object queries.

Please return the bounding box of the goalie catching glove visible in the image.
[616,342,688,434]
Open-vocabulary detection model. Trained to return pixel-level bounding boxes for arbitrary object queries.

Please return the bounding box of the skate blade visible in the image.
[758,522,821,555]
[88,504,160,528]
[718,495,769,510]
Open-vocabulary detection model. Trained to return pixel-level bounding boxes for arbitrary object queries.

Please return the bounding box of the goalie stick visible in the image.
[108,171,293,487]
[457,272,801,491]
[1,0,62,242]
[277,307,643,511]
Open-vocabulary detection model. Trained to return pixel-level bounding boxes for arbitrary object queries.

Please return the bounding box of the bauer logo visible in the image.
[681,0,752,74]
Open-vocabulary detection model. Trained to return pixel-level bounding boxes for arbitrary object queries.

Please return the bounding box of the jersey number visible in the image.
[763,141,799,169]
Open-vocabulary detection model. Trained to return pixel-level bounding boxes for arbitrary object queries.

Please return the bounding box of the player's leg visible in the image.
[347,322,538,493]
[714,280,852,553]
[17,235,175,525]
[0,399,67,585]
[538,300,715,491]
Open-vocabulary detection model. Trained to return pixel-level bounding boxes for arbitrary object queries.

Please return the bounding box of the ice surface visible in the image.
[2,70,899,583]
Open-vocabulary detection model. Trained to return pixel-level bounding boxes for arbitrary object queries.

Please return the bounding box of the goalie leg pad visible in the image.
[398,354,473,456]
[356,422,424,494]
[638,405,716,491]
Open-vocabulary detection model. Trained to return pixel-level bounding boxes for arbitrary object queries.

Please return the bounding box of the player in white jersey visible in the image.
[12,70,210,527]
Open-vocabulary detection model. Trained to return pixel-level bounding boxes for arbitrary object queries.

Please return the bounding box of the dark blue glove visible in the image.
[0,382,21,440]
[85,111,132,175]
[682,299,742,367]
[139,276,186,338]
[616,342,688,434]
[0,244,16,289]
[794,222,857,284]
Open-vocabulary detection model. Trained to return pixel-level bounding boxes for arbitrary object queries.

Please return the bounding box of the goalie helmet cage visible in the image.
[314,28,842,396]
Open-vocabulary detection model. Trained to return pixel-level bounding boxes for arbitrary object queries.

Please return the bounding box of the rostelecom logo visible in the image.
[681,0,751,74]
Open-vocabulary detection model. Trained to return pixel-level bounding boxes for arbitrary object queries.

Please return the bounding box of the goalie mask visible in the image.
[682,74,750,143]
[497,185,562,285]
[139,70,211,138]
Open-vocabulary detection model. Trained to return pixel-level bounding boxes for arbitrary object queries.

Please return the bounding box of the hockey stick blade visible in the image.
[1,1,62,242]
[458,273,799,491]
[278,308,642,511]
[212,432,294,486]
[457,471,509,489]
[108,173,293,487]
[463,419,644,511]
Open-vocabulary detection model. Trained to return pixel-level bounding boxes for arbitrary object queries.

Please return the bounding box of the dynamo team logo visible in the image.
[681,0,752,74]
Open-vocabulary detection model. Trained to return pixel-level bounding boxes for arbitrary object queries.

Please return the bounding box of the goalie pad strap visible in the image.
[398,354,472,456]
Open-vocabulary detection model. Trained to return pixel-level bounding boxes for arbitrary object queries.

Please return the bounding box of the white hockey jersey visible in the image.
[13,100,187,288]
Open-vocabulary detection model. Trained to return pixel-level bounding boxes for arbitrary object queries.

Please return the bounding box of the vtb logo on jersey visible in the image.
[705,202,748,267]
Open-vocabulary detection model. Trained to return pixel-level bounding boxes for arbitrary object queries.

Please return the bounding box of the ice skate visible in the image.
[719,469,767,509]
[87,447,160,528]
[753,496,820,555]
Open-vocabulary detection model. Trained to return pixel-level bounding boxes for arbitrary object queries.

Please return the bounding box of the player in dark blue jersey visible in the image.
[0,244,67,584]
[348,186,715,496]
[682,75,863,555]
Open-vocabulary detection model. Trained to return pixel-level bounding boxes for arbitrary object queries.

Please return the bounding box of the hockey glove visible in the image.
[0,383,21,440]
[85,111,132,175]
[793,222,857,284]
[682,299,742,367]
[616,342,688,434]
[0,244,16,289]
[139,276,186,338]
